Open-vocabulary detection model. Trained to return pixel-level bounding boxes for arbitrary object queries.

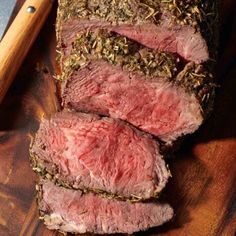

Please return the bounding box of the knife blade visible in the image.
[0,0,17,40]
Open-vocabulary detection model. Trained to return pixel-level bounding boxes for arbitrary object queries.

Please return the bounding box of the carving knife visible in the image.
[0,0,54,103]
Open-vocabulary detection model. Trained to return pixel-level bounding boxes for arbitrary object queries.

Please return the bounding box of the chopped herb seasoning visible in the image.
[60,30,178,81]
[31,153,160,202]
[176,62,216,111]
[58,0,217,30]
[58,0,160,24]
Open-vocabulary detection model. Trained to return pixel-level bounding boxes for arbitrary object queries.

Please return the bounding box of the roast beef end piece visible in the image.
[30,111,170,200]
[57,0,217,63]
[114,23,209,64]
[59,20,208,63]
[62,60,203,143]
[38,179,174,234]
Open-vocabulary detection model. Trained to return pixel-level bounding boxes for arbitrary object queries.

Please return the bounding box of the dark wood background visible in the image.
[0,1,235,235]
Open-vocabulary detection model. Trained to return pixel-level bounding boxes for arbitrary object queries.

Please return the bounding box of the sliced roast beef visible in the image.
[60,30,214,143]
[30,110,170,200]
[57,0,217,63]
[38,179,174,234]
[62,60,204,143]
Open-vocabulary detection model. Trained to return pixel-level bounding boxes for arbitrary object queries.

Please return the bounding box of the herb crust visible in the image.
[58,30,215,111]
[58,0,216,31]
[31,151,168,202]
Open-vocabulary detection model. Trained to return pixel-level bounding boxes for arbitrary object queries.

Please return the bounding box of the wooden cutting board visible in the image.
[0,1,235,235]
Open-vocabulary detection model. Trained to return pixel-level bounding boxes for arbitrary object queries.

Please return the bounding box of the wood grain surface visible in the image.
[0,1,235,235]
[0,0,53,103]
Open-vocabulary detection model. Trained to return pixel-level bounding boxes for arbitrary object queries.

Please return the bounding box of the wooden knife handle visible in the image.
[0,0,53,103]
